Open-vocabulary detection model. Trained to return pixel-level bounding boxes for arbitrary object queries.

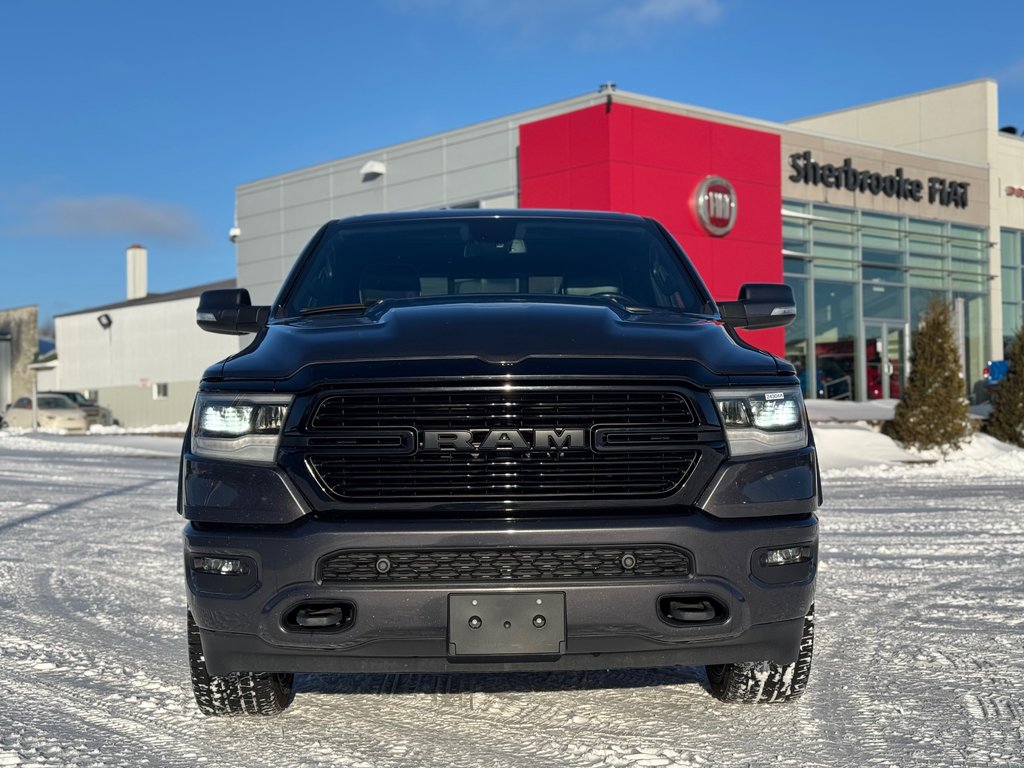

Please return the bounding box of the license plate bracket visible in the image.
[448,592,566,657]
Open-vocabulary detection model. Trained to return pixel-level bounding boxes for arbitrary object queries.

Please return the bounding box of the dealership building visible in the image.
[234,78,1021,403]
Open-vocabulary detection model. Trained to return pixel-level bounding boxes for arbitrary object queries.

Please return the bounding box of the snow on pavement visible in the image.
[0,427,1022,767]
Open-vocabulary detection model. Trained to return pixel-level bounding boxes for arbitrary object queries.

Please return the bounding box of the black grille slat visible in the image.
[308,450,694,499]
[305,386,699,501]
[320,546,692,583]
[311,389,695,431]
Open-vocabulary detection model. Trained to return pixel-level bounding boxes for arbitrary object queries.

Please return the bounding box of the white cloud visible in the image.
[996,56,1024,85]
[582,0,722,48]
[28,195,204,244]
[607,0,721,27]
[395,0,723,49]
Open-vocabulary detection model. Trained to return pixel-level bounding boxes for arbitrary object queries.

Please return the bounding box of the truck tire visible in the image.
[187,612,294,716]
[705,605,814,704]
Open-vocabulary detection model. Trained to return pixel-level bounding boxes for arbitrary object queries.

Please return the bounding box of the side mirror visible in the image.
[196,289,271,335]
[718,283,797,330]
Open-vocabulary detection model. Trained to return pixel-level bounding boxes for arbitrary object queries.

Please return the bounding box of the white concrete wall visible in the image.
[788,80,996,166]
[994,134,1024,231]
[55,297,237,390]
[34,365,57,392]
[53,297,239,426]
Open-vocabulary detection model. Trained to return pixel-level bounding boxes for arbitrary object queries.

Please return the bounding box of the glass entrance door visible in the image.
[863,322,905,400]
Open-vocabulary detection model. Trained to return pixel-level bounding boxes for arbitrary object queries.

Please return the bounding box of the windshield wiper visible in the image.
[299,299,384,316]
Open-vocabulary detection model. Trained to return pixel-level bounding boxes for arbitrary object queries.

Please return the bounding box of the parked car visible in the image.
[2,394,89,432]
[40,390,115,426]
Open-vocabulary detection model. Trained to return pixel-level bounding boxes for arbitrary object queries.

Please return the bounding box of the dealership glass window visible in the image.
[1001,229,1021,267]
[908,253,944,272]
[950,224,987,292]
[951,261,985,292]
[1000,229,1023,350]
[863,265,904,283]
[908,219,944,255]
[909,270,945,289]
[950,225,986,261]
[783,203,810,254]
[796,205,856,279]
[783,257,807,274]
[813,243,857,280]
[814,280,856,400]
[910,288,948,324]
[908,220,944,276]
[957,292,990,401]
[862,248,902,267]
[781,201,992,400]
[1002,267,1020,303]
[784,275,811,397]
[862,283,903,320]
[861,212,903,267]
[813,206,856,245]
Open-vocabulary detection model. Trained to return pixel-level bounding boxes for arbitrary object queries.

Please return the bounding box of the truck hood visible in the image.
[209,298,784,383]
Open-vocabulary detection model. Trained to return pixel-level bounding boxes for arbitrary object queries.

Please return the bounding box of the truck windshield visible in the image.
[279,216,705,317]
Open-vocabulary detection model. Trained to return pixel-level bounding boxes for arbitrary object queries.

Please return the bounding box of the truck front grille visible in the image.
[311,388,696,430]
[307,450,697,500]
[320,546,693,583]
[304,384,701,502]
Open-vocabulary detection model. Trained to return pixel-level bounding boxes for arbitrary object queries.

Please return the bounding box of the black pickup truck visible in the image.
[180,209,819,715]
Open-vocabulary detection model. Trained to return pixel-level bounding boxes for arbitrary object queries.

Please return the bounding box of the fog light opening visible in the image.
[760,546,812,567]
[191,556,249,576]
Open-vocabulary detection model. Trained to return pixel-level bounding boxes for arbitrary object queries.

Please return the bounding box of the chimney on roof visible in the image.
[126,244,147,300]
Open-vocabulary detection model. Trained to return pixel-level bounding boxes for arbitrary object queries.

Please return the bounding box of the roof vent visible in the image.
[999,125,1018,135]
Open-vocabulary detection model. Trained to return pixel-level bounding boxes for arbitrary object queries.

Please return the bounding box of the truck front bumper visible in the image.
[185,512,816,676]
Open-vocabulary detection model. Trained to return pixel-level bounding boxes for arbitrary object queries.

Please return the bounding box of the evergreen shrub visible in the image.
[985,325,1024,447]
[884,299,971,451]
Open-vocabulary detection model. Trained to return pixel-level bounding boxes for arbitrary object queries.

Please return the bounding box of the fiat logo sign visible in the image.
[694,176,737,236]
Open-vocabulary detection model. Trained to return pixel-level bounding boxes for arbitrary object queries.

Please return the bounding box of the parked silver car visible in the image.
[40,390,115,427]
[2,394,89,432]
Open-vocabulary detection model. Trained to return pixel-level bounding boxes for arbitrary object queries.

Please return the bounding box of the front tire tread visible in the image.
[187,612,294,716]
[705,605,814,704]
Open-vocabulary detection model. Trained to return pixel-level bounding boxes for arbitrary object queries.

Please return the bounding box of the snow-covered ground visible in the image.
[0,424,1022,767]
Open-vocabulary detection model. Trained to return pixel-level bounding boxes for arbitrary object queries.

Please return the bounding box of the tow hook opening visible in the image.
[285,601,355,632]
[658,595,726,625]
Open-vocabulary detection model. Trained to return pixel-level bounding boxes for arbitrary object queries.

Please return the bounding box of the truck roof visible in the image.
[332,209,650,226]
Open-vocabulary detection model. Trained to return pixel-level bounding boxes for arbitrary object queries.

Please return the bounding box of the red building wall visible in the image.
[519,103,784,353]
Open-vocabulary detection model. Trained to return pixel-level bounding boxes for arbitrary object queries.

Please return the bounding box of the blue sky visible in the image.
[3,0,1024,326]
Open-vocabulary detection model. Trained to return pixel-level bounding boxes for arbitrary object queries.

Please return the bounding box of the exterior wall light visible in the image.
[360,160,386,181]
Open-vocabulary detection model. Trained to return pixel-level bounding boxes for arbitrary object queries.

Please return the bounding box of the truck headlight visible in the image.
[711,386,807,457]
[191,393,292,463]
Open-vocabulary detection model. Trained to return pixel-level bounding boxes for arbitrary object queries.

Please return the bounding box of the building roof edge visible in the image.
[54,278,236,319]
